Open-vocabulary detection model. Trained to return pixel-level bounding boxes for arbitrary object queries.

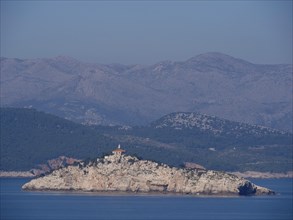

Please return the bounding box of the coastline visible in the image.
[20,188,253,197]
[0,171,34,178]
[1,170,292,179]
[229,171,293,179]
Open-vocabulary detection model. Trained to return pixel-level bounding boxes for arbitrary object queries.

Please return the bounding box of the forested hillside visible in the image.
[1,108,188,171]
[1,108,292,172]
[0,108,116,170]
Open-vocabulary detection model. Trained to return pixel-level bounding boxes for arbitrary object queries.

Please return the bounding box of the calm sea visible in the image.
[0,178,292,220]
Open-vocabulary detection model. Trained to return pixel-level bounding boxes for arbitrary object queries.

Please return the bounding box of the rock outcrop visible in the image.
[30,156,81,176]
[22,154,274,196]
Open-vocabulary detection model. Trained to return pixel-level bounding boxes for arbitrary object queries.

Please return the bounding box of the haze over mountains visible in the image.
[1,52,292,131]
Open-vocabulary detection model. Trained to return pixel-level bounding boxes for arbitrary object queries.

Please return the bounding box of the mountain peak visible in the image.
[187,52,252,66]
[195,52,233,59]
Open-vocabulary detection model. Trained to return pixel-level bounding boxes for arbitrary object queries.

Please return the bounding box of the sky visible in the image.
[1,1,292,65]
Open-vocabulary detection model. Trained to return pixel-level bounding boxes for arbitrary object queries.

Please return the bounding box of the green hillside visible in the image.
[0,108,117,170]
[0,108,186,171]
[1,108,292,172]
[94,112,293,172]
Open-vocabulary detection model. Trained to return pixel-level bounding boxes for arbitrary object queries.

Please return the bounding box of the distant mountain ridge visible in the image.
[1,52,292,131]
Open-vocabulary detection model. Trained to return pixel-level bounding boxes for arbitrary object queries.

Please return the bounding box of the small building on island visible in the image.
[112,144,126,156]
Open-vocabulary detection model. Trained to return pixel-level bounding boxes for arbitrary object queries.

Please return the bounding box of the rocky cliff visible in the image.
[22,154,274,196]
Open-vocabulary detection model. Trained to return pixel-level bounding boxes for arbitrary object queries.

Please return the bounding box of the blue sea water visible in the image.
[0,178,292,220]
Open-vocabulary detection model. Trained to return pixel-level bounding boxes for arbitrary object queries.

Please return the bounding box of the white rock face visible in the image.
[22,154,274,196]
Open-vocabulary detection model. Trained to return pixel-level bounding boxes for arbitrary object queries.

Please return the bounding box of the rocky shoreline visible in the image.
[22,153,274,196]
[230,171,293,179]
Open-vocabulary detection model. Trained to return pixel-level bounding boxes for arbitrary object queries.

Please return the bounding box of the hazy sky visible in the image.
[1,1,292,65]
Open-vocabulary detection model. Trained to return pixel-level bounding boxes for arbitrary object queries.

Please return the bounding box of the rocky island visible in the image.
[22,146,274,196]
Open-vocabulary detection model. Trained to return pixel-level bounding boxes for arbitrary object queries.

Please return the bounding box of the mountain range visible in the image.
[1,52,292,131]
[1,108,291,172]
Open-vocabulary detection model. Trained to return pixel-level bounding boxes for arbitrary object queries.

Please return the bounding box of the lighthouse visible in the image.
[112,144,126,156]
